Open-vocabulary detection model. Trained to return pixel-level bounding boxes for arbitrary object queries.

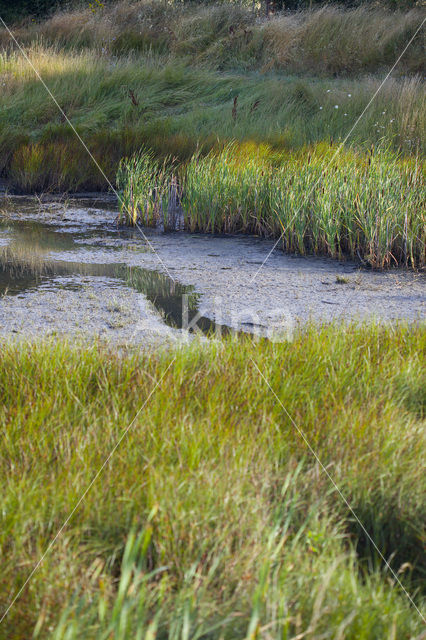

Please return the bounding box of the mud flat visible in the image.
[0,196,424,345]
[129,232,425,329]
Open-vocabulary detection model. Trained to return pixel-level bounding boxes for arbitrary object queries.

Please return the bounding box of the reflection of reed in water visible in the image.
[125,267,198,308]
[0,246,121,296]
[0,247,204,331]
[123,268,225,334]
[0,246,56,295]
[124,266,200,328]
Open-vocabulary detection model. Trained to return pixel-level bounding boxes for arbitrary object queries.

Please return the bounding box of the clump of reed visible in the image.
[120,142,425,269]
[268,146,425,268]
[116,150,180,229]
[182,143,273,236]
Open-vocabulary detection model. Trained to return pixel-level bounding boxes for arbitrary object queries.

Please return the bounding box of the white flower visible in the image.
[327,89,331,92]
[334,105,339,109]
[390,119,395,123]
[347,94,351,97]
[319,106,323,110]
[344,113,347,116]
[382,111,386,114]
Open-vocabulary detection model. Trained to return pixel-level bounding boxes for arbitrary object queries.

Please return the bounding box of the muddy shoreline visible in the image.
[0,194,424,346]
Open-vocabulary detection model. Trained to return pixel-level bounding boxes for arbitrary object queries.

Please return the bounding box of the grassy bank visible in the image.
[2,3,424,76]
[0,324,425,639]
[0,3,424,194]
[0,45,424,192]
[0,2,424,266]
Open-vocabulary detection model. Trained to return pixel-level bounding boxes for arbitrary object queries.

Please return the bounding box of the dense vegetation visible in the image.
[0,2,424,192]
[0,0,422,24]
[0,325,425,639]
[0,48,423,191]
[2,2,424,75]
[0,0,423,264]
[117,144,425,268]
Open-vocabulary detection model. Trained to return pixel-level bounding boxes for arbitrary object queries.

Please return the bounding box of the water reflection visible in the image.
[0,217,223,334]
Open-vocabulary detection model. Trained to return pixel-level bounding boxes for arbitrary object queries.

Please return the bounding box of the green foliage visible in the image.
[116,149,174,227]
[271,0,421,9]
[0,0,421,26]
[0,324,425,638]
[120,142,425,268]
[0,46,424,193]
[0,0,72,24]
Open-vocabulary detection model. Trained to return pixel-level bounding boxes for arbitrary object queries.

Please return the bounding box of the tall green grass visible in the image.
[116,150,174,227]
[118,143,425,268]
[0,324,425,638]
[0,46,424,192]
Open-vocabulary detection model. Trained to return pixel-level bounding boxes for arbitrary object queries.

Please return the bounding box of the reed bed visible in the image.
[118,144,425,268]
[0,324,425,638]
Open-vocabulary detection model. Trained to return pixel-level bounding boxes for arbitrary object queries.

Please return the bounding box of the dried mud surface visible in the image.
[0,195,424,345]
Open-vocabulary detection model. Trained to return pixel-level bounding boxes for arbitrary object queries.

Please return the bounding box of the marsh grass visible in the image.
[0,45,424,192]
[0,324,425,639]
[2,3,424,76]
[118,143,425,268]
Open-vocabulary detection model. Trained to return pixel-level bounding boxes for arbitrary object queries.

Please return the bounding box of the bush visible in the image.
[0,0,72,24]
